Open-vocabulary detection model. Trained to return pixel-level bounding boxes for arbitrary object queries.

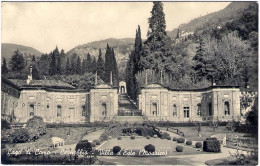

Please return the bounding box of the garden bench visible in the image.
[51,137,65,147]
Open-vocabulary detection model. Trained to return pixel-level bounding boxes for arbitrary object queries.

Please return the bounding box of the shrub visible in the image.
[10,128,30,143]
[186,140,192,145]
[108,136,112,139]
[130,135,135,139]
[173,137,177,141]
[100,134,108,141]
[195,142,202,148]
[118,136,122,140]
[167,136,171,140]
[206,137,217,141]
[112,146,121,154]
[75,141,92,153]
[91,142,96,147]
[93,139,100,145]
[203,140,221,152]
[26,116,47,136]
[176,145,183,152]
[177,137,185,143]
[1,119,11,129]
[161,132,170,139]
[153,135,158,138]
[144,144,155,153]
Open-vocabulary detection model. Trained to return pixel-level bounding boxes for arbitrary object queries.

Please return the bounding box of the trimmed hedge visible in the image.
[186,140,192,145]
[173,137,177,141]
[91,142,96,147]
[112,146,121,154]
[167,136,171,140]
[161,132,170,139]
[130,135,135,139]
[100,134,109,141]
[93,139,100,145]
[177,137,185,143]
[195,142,202,148]
[153,135,158,138]
[176,145,183,152]
[146,136,150,139]
[203,139,221,152]
[75,141,92,153]
[118,136,122,140]
[108,136,112,139]
[144,144,155,153]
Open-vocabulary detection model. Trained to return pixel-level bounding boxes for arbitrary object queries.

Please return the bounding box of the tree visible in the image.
[76,56,81,74]
[97,49,105,80]
[91,57,97,73]
[2,58,8,76]
[192,37,214,81]
[86,53,92,73]
[65,57,71,75]
[82,59,87,74]
[32,55,36,62]
[104,44,112,83]
[49,52,56,75]
[70,53,78,74]
[140,2,173,72]
[9,50,25,71]
[56,55,62,75]
[126,25,143,100]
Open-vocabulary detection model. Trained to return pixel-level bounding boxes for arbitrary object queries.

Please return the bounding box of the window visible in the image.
[224,101,230,115]
[57,105,62,117]
[173,104,177,117]
[82,105,86,116]
[151,103,158,116]
[183,107,189,118]
[208,102,213,116]
[101,103,107,116]
[29,104,34,116]
[197,103,201,116]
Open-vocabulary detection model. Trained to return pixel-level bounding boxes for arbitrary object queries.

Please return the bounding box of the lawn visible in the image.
[97,136,205,156]
[3,127,95,151]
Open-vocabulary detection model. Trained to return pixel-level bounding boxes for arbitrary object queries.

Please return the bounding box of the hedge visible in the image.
[118,136,122,140]
[130,135,135,139]
[195,142,202,148]
[173,137,177,141]
[203,140,221,152]
[177,137,185,143]
[144,144,155,153]
[112,146,121,154]
[176,145,183,152]
[93,139,100,145]
[186,140,192,145]
[75,141,92,153]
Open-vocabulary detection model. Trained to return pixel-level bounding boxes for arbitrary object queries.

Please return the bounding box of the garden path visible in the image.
[97,146,241,165]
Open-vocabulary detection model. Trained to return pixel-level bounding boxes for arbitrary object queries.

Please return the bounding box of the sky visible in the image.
[2,2,230,53]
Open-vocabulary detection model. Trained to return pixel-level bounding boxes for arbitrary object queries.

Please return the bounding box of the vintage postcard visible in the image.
[1,1,258,165]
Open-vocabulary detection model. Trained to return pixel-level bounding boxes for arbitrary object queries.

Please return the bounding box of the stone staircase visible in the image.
[115,94,144,123]
[114,116,144,123]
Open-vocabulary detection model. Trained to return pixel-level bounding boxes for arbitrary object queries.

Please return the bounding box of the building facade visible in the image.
[1,77,118,123]
[138,83,241,122]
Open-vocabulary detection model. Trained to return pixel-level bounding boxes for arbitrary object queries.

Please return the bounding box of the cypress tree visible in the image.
[2,58,8,76]
[91,57,97,73]
[65,57,71,75]
[97,49,105,81]
[56,55,62,75]
[49,52,56,75]
[86,53,92,73]
[104,44,112,83]
[82,59,87,74]
[76,56,81,74]
[9,50,25,72]
[140,2,173,71]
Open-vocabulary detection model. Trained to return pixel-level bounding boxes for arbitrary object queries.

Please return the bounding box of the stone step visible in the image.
[114,116,144,123]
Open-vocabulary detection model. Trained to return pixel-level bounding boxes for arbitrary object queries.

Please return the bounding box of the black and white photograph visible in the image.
[1,1,258,165]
